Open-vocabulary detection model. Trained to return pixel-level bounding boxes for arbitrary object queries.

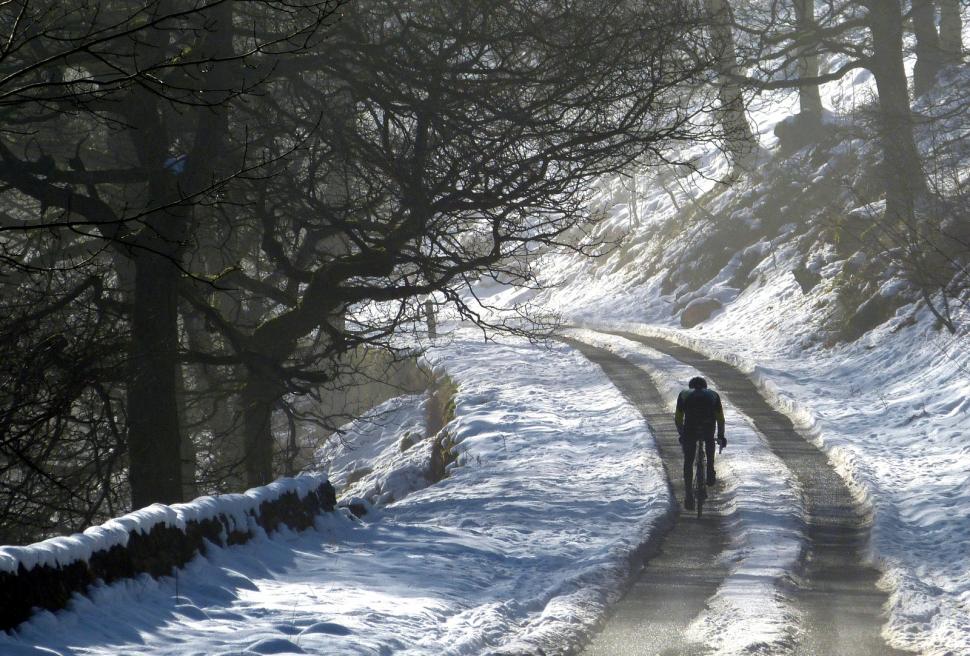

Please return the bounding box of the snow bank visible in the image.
[317,391,437,509]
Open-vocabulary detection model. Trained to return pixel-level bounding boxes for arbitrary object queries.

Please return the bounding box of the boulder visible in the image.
[680,298,723,328]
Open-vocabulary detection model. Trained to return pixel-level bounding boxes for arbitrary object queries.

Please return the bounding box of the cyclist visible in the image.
[674,376,727,510]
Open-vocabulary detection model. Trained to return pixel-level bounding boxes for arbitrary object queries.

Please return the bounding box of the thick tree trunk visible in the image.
[242,375,284,488]
[912,0,944,97]
[939,0,964,63]
[793,0,824,117]
[865,1,927,226]
[125,1,235,506]
[127,249,184,508]
[705,0,754,168]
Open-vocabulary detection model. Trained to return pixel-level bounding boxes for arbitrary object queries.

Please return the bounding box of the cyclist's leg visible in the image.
[682,437,696,505]
[704,436,717,484]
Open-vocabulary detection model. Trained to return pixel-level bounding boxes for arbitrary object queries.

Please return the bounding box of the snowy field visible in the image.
[1,330,671,656]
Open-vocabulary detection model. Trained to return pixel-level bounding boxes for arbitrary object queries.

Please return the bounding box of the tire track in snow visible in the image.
[594,329,909,656]
[559,337,730,656]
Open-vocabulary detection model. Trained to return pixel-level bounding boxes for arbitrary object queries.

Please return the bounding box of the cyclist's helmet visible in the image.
[688,376,708,389]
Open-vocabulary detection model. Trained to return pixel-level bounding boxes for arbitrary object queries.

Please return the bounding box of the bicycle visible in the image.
[693,439,707,518]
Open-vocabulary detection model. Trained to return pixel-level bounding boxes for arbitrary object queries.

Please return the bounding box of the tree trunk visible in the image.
[793,0,824,117]
[939,0,964,63]
[125,1,235,506]
[865,0,926,226]
[127,248,184,508]
[242,375,284,488]
[425,299,437,339]
[176,361,198,501]
[912,0,944,97]
[705,0,754,168]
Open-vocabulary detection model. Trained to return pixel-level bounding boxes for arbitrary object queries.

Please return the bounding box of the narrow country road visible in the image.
[566,329,908,656]
[560,337,729,656]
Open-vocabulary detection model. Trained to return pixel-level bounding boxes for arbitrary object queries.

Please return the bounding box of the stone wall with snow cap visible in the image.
[0,473,335,631]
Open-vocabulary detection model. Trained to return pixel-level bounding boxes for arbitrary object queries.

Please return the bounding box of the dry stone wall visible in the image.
[0,475,336,631]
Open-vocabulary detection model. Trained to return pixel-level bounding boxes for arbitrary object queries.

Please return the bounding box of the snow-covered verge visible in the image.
[1,329,670,655]
[568,328,805,655]
[317,391,437,510]
[386,330,672,654]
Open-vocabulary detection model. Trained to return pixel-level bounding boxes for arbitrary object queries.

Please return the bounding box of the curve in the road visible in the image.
[590,329,909,656]
[560,337,729,656]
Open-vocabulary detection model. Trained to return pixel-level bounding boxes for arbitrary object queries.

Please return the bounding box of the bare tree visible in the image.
[705,0,757,169]
[726,1,926,224]
[0,0,347,508]
[0,268,129,543]
[865,0,928,225]
[178,0,720,486]
[728,1,969,333]
[0,0,718,530]
[793,0,824,118]
[939,0,965,63]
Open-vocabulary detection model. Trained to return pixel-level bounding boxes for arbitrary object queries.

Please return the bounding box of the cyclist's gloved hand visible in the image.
[717,435,727,451]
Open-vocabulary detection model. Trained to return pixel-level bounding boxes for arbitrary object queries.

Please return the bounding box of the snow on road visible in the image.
[2,329,669,656]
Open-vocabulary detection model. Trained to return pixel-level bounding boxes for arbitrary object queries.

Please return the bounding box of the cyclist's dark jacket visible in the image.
[675,388,725,440]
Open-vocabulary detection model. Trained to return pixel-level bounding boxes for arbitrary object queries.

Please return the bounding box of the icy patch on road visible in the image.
[569,328,804,655]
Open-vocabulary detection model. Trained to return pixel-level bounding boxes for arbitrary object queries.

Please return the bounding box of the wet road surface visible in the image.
[561,337,728,656]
